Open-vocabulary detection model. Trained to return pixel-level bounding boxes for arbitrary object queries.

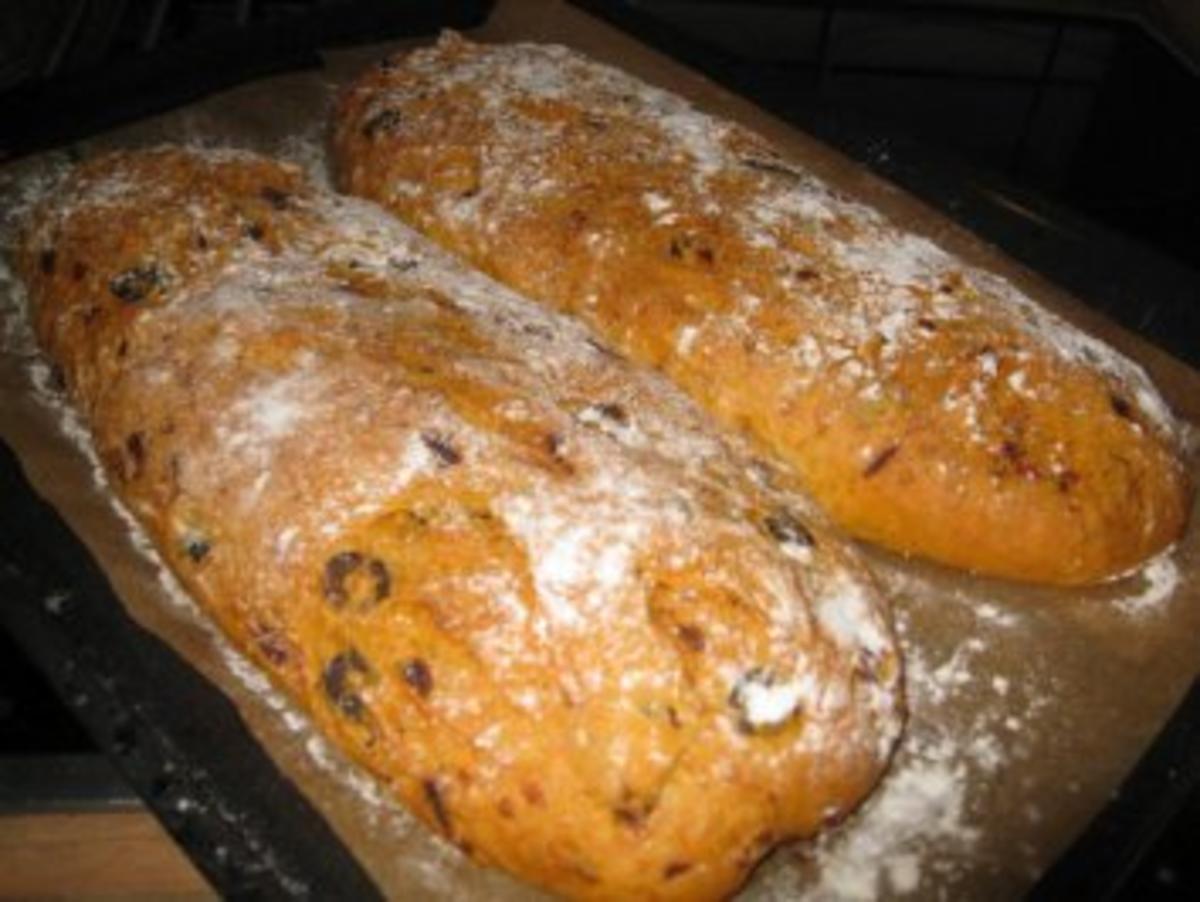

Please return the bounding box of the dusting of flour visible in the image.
[1111,553,1181,615]
[2,115,1190,902]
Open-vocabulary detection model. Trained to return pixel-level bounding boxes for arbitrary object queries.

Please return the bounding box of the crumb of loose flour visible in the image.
[1111,553,1181,615]
[1181,421,1200,458]
[0,161,69,239]
[875,566,1027,632]
[278,124,335,187]
[1,167,67,352]
[974,602,1020,628]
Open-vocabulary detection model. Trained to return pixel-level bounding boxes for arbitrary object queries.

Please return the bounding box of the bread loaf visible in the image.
[333,34,1191,586]
[17,147,904,900]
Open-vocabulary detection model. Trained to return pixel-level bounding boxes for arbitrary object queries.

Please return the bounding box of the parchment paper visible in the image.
[2,1,1199,898]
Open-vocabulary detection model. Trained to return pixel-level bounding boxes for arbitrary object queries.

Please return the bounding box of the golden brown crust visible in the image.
[17,147,904,900]
[332,34,1191,586]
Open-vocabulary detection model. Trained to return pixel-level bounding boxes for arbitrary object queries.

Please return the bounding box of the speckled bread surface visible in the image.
[17,147,904,900]
[332,33,1192,586]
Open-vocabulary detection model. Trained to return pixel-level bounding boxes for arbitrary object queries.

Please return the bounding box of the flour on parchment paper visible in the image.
[277,118,335,188]
[801,638,1026,901]
[744,579,1048,902]
[771,535,1185,899]
[1111,553,1182,615]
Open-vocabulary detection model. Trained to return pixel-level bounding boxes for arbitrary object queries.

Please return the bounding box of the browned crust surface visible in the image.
[16,147,904,900]
[332,33,1191,586]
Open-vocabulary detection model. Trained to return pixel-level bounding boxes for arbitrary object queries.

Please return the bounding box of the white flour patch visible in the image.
[809,743,977,900]
[1111,553,1181,615]
[277,122,334,188]
[785,601,1047,900]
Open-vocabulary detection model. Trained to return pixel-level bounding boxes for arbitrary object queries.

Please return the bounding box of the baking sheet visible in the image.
[2,0,1199,897]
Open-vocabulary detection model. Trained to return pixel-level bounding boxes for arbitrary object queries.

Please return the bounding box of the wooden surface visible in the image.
[0,811,213,899]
